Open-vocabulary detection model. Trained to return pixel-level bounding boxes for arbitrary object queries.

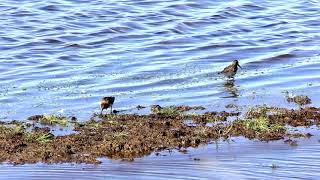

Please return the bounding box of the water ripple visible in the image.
[0,0,320,177]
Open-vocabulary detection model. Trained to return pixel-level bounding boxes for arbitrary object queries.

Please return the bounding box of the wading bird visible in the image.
[219,60,242,78]
[100,96,115,115]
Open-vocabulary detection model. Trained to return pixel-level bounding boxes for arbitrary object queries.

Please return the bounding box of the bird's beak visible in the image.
[237,64,242,69]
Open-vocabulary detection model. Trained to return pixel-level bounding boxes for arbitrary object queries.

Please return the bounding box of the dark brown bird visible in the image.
[219,60,242,78]
[100,96,115,115]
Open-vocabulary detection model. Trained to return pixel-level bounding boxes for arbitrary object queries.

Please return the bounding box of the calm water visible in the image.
[0,0,320,179]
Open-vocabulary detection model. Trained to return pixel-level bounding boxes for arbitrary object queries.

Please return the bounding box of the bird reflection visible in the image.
[222,79,239,98]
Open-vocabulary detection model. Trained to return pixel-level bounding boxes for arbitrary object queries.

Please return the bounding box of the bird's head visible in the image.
[102,96,115,101]
[233,60,242,69]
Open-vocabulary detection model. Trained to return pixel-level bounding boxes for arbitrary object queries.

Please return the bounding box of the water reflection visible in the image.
[221,79,239,98]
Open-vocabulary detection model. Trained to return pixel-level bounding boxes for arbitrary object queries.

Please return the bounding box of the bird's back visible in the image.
[222,64,234,73]
[219,60,241,78]
[220,64,236,76]
[101,97,115,109]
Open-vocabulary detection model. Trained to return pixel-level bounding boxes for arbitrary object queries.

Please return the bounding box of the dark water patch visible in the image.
[42,38,65,44]
[155,37,193,45]
[58,55,76,61]
[86,38,115,46]
[209,14,227,20]
[129,0,164,6]
[10,9,36,17]
[35,62,61,69]
[39,5,61,12]
[261,53,296,63]
[0,37,18,43]
[239,3,266,11]
[66,43,90,49]
[181,20,211,29]
[52,26,67,31]
[73,12,91,18]
[261,21,289,28]
[191,43,246,52]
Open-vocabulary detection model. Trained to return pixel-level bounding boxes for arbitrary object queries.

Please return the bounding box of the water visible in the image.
[0,0,320,178]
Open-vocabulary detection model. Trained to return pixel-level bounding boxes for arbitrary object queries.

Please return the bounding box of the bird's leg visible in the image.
[110,105,113,114]
[100,109,104,116]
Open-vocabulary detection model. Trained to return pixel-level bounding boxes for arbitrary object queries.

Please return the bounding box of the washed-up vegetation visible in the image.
[27,114,70,126]
[0,100,319,165]
[286,95,312,107]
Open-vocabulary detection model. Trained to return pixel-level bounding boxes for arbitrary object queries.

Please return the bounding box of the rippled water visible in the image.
[1,0,320,120]
[0,0,320,178]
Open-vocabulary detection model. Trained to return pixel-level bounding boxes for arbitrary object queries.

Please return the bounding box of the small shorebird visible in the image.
[100,96,115,115]
[151,105,162,114]
[219,60,242,78]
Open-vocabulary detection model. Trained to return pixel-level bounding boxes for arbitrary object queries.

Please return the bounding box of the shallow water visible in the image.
[0,0,320,178]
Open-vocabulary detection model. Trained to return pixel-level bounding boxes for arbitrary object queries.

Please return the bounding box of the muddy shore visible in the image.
[0,102,319,165]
